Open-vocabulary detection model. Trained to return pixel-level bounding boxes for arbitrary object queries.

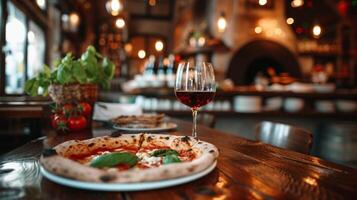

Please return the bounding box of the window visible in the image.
[3,2,46,94]
[5,2,26,94]
[27,21,45,79]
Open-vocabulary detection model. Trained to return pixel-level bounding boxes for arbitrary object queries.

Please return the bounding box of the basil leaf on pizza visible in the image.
[163,154,181,164]
[90,152,138,168]
[151,149,179,157]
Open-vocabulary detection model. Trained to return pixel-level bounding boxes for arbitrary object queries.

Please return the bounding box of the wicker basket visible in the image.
[48,84,98,104]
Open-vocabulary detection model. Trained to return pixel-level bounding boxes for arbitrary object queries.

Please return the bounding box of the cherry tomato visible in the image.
[63,104,74,115]
[51,114,68,130]
[78,102,92,117]
[68,115,87,131]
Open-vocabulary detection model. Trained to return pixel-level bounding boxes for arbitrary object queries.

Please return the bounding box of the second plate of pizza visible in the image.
[111,114,177,132]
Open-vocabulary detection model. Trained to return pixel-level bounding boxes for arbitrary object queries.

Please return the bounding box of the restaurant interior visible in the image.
[0,0,357,184]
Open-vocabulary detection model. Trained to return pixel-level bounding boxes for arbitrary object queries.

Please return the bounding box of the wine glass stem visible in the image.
[192,108,198,139]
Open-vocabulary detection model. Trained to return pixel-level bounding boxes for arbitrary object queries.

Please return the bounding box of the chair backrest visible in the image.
[254,121,313,154]
[197,113,215,128]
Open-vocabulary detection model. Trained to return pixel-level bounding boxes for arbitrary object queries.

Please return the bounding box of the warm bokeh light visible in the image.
[217,14,227,33]
[286,17,294,25]
[115,18,125,29]
[254,26,262,34]
[198,36,206,46]
[138,49,146,59]
[155,40,164,52]
[291,0,304,8]
[69,13,80,27]
[256,19,286,38]
[312,24,322,38]
[303,177,318,186]
[36,0,46,9]
[124,43,132,53]
[149,0,156,6]
[259,0,268,6]
[106,0,123,16]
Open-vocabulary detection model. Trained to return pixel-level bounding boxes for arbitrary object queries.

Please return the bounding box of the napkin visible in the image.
[92,102,143,121]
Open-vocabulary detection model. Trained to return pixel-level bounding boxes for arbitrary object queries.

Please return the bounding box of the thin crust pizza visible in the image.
[40,133,219,183]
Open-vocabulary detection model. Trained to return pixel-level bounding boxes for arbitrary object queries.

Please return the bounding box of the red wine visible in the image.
[175,91,215,109]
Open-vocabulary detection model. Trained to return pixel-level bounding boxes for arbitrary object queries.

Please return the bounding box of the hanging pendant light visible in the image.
[106,0,123,16]
[217,12,227,33]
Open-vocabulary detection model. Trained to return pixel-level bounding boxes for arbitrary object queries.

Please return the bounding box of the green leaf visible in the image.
[43,65,51,78]
[25,78,37,96]
[163,154,181,164]
[151,149,179,157]
[90,152,138,168]
[103,57,115,80]
[87,45,96,54]
[73,61,87,83]
[81,52,98,79]
[30,80,40,96]
[57,64,72,84]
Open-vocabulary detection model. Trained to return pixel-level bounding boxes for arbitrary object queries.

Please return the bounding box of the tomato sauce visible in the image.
[69,146,138,162]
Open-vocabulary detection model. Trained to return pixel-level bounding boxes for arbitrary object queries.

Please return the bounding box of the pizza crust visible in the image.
[40,133,218,183]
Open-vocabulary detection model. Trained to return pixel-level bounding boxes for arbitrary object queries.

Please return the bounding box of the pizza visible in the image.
[40,133,219,183]
[112,114,165,128]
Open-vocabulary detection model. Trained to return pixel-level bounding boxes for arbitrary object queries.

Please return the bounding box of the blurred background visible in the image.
[0,0,356,167]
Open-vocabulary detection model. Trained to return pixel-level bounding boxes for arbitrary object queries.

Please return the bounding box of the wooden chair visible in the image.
[254,121,313,154]
[197,113,215,128]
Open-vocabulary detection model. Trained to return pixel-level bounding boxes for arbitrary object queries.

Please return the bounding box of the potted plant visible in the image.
[25,46,115,131]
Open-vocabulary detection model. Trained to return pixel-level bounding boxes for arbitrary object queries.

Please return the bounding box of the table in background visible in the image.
[0,119,356,200]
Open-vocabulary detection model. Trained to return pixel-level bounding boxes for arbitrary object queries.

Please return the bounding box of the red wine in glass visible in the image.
[175,91,215,110]
[174,61,216,139]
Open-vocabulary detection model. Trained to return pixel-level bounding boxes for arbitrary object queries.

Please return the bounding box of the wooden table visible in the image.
[0,119,356,199]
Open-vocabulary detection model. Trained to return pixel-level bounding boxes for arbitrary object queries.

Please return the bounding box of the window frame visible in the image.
[0,0,48,96]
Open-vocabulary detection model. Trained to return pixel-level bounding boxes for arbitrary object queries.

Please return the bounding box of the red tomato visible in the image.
[68,116,87,131]
[51,114,68,130]
[63,104,74,115]
[78,102,92,117]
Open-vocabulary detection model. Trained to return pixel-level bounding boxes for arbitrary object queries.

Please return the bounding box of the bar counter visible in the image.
[0,119,356,199]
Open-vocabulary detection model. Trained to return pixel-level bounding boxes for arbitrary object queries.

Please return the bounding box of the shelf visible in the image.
[299,51,339,57]
[144,110,357,120]
[102,89,357,100]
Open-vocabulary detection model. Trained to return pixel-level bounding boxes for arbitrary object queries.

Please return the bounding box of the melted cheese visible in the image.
[136,151,162,167]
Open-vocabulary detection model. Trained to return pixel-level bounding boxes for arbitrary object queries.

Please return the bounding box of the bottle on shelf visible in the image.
[142,55,156,86]
[157,56,166,82]
[166,54,176,87]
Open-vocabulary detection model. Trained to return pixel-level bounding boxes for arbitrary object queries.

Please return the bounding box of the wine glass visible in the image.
[175,61,216,139]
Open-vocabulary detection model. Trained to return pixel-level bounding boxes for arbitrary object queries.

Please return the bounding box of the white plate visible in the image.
[40,161,217,191]
[113,122,177,132]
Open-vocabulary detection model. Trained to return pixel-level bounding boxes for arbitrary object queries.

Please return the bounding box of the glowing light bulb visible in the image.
[312,24,322,38]
[254,26,262,34]
[124,43,132,53]
[149,0,156,6]
[198,37,206,46]
[106,0,123,16]
[259,0,267,6]
[217,14,227,33]
[155,40,164,52]
[115,18,125,28]
[138,50,146,59]
[36,0,46,9]
[291,0,304,8]
[286,17,294,25]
